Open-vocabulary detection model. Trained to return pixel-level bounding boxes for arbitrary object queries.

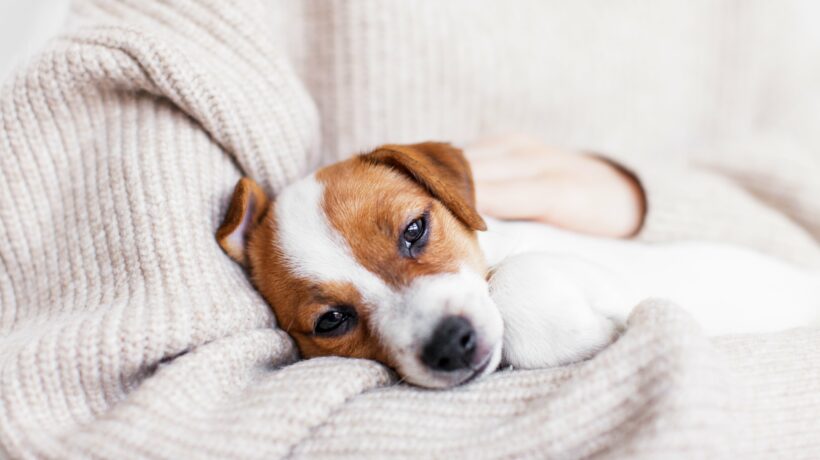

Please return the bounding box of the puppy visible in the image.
[217,142,820,388]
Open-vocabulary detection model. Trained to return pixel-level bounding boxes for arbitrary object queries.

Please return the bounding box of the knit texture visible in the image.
[274,0,820,267]
[2,1,820,458]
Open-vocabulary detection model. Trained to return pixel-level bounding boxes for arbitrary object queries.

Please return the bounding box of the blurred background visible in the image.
[4,1,819,159]
[0,0,70,82]
[2,0,819,252]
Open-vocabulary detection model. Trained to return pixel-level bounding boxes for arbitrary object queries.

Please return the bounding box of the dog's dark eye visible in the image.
[314,306,357,336]
[400,212,430,258]
[404,218,425,243]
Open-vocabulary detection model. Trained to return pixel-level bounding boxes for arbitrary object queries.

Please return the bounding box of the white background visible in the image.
[0,0,70,84]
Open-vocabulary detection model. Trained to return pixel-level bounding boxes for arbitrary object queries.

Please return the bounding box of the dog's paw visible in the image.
[489,252,630,369]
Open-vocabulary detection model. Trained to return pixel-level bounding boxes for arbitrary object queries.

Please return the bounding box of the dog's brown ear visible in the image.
[216,177,271,266]
[362,142,486,231]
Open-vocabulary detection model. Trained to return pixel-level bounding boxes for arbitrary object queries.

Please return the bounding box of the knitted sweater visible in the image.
[1,1,819,458]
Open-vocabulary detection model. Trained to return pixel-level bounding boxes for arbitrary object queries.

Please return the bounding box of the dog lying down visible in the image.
[217,142,820,389]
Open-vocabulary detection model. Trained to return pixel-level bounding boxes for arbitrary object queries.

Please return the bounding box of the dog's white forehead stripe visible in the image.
[274,174,394,304]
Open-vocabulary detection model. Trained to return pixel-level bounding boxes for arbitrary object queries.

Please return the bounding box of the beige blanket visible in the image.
[2,1,819,458]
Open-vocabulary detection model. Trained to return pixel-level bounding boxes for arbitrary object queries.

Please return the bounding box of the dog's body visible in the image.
[482,217,820,369]
[217,142,820,388]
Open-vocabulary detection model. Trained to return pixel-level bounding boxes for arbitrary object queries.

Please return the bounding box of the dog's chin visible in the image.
[402,342,503,389]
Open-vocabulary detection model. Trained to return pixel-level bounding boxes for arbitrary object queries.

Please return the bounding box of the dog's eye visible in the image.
[400,212,430,258]
[314,306,357,336]
[404,218,425,243]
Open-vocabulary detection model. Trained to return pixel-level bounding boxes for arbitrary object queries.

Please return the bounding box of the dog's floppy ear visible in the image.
[216,177,271,266]
[362,142,486,231]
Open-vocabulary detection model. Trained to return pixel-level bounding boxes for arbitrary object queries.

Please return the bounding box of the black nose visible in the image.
[421,316,477,372]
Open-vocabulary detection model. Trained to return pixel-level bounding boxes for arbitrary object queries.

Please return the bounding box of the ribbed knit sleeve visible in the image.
[0,0,321,457]
[606,137,820,268]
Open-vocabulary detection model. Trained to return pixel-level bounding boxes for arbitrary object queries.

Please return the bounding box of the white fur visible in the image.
[274,175,503,387]
[480,217,820,369]
[383,267,504,387]
[490,253,624,369]
[275,175,395,303]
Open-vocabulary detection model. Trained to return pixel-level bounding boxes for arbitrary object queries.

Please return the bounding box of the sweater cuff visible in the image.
[598,151,820,268]
[594,152,693,243]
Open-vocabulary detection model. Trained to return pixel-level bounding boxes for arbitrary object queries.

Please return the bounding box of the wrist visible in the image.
[585,153,647,238]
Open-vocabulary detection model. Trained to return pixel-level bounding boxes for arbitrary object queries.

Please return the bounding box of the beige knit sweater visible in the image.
[2,1,819,458]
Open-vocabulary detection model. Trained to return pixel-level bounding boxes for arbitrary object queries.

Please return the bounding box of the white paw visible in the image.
[489,252,631,369]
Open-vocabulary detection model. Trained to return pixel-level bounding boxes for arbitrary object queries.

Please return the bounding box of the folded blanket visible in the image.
[1,1,819,458]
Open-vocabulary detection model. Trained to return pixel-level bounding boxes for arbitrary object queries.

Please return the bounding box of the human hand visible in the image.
[465,135,645,238]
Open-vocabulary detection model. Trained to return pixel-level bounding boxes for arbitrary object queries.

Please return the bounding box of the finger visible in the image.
[476,176,602,231]
[474,178,564,220]
[464,133,542,159]
[471,157,535,182]
[470,150,569,182]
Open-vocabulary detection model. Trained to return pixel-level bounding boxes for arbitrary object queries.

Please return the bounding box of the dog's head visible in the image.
[217,143,503,388]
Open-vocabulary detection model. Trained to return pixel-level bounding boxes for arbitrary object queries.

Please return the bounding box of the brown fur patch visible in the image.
[361,142,487,231]
[216,178,270,265]
[317,157,486,289]
[247,204,393,366]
